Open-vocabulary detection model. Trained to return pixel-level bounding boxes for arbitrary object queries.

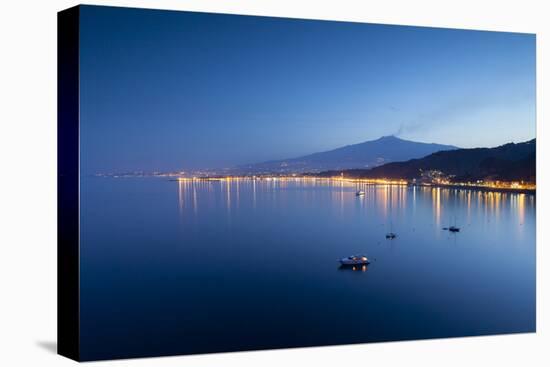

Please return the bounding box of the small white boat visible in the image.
[339,255,370,266]
[355,190,365,196]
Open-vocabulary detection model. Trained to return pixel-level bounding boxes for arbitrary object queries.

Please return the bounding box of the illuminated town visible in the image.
[95,170,536,192]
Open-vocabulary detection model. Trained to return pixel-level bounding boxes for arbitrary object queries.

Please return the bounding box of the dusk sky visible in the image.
[79,6,536,173]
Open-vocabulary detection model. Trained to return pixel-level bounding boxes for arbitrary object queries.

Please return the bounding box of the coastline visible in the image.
[99,174,535,195]
[172,175,536,195]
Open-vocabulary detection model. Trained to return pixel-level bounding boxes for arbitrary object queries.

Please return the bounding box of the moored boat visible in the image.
[339,255,370,265]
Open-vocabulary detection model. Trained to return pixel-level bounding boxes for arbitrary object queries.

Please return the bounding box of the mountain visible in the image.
[320,139,536,182]
[235,136,458,174]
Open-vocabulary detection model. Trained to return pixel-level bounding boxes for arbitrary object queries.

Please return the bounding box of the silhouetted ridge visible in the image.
[319,139,536,182]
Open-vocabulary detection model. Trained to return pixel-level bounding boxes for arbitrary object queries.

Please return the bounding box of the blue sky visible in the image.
[79,6,536,173]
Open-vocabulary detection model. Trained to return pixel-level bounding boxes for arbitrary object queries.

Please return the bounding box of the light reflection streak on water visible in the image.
[495,192,501,222]
[178,179,184,216]
[253,179,256,209]
[432,187,441,228]
[380,185,388,219]
[175,178,534,235]
[467,190,471,224]
[412,185,417,215]
[518,194,525,225]
[236,179,240,209]
[226,179,231,214]
[340,179,344,215]
[193,184,198,215]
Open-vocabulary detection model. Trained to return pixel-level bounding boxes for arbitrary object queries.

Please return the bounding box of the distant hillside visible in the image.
[235,136,458,174]
[320,139,536,182]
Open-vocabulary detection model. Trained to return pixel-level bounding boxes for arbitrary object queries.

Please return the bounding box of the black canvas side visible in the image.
[57,5,80,361]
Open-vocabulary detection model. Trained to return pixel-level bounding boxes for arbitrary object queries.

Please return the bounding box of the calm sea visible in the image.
[79,177,536,360]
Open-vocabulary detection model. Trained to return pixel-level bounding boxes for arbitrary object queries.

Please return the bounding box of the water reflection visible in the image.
[339,264,369,272]
[175,178,535,234]
[178,180,184,215]
[433,187,441,227]
[193,184,198,215]
[253,178,256,209]
[518,194,525,225]
[83,176,536,359]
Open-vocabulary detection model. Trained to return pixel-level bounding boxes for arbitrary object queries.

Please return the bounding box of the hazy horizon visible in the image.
[90,134,536,173]
[79,6,536,173]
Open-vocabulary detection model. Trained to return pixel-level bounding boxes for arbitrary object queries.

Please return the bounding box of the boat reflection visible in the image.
[338,264,369,272]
